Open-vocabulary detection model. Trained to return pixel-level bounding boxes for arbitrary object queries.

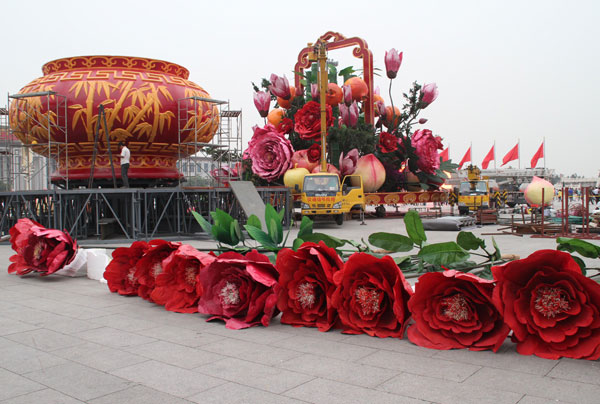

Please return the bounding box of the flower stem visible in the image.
[388,79,396,134]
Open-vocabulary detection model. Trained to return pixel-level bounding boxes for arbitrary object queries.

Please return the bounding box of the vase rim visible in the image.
[42,55,190,79]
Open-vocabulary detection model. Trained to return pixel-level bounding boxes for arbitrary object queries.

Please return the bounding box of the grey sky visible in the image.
[1,0,598,176]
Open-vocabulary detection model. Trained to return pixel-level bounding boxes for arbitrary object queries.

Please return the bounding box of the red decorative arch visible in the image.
[294,31,374,125]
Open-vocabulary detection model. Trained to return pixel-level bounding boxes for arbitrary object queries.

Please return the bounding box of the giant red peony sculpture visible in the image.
[9,56,220,183]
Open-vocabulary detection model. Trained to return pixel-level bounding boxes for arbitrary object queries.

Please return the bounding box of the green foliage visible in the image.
[457,232,486,251]
[368,232,414,253]
[246,214,262,231]
[557,238,600,259]
[404,211,427,247]
[418,242,470,266]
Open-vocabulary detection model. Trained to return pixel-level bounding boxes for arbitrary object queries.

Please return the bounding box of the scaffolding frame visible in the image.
[7,91,69,191]
[177,97,242,187]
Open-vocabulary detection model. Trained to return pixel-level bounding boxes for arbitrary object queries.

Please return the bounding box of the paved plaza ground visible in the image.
[1,216,600,403]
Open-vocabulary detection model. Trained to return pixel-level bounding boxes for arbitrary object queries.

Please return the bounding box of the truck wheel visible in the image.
[335,214,344,225]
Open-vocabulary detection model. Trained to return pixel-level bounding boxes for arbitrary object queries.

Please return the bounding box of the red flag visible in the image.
[501,143,519,166]
[530,142,544,168]
[458,147,471,169]
[439,147,449,162]
[481,145,495,169]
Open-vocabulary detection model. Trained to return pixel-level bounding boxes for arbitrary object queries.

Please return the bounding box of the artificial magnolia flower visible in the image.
[385,48,403,79]
[253,91,270,118]
[421,83,439,107]
[339,101,359,127]
[269,74,291,100]
[339,149,359,176]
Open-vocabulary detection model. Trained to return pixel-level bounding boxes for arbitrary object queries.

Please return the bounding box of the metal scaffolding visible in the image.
[6,92,69,190]
[177,97,242,187]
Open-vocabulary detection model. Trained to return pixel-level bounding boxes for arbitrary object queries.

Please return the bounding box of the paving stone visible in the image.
[284,377,428,404]
[0,343,67,374]
[111,360,225,398]
[464,367,600,404]
[43,317,104,334]
[204,322,296,345]
[339,333,438,357]
[1,388,85,404]
[88,384,193,404]
[546,358,600,385]
[272,335,377,361]
[0,368,45,401]
[360,349,481,382]
[201,336,302,366]
[267,319,350,342]
[278,353,399,388]
[59,293,128,309]
[0,316,39,336]
[124,340,224,369]
[516,395,576,404]
[17,297,109,320]
[134,325,224,347]
[1,306,67,326]
[75,326,156,348]
[431,340,558,376]
[24,362,130,401]
[5,328,85,352]
[378,372,523,404]
[188,382,306,404]
[52,341,148,372]
[89,313,160,332]
[194,357,314,394]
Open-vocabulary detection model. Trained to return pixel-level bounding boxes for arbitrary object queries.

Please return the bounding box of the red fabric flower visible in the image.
[276,241,344,331]
[197,250,280,329]
[378,132,398,153]
[104,241,149,296]
[150,244,216,313]
[276,118,294,135]
[8,218,78,276]
[332,253,413,338]
[408,270,510,351]
[493,249,600,360]
[294,101,333,140]
[306,144,321,163]
[134,240,181,302]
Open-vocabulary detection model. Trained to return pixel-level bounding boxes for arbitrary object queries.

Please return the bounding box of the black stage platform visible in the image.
[0,187,291,240]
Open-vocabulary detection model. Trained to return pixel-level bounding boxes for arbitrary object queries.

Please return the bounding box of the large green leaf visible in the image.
[268,218,283,245]
[244,225,277,249]
[457,231,486,251]
[246,214,262,231]
[491,237,501,261]
[368,232,414,252]
[211,209,234,230]
[445,260,478,271]
[404,211,427,247]
[570,255,587,276]
[292,238,304,251]
[302,232,346,249]
[418,242,470,266]
[557,238,600,259]
[231,220,243,244]
[192,211,212,236]
[211,225,231,245]
[265,204,283,245]
[298,216,313,239]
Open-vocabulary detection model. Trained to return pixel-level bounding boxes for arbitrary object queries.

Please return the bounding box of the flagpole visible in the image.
[518,138,520,170]
[470,141,473,167]
[543,137,546,173]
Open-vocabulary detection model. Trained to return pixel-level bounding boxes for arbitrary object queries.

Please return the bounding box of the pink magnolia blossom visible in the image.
[339,148,359,176]
[311,84,320,100]
[385,48,403,79]
[339,101,359,127]
[412,129,442,174]
[375,100,386,117]
[342,84,353,106]
[253,91,270,118]
[421,83,438,107]
[245,124,294,181]
[269,74,291,100]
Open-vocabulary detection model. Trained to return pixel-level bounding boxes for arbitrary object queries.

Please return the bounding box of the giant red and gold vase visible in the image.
[9,55,219,184]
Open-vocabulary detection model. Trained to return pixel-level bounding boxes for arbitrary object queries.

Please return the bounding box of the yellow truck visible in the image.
[299,173,365,225]
[458,165,492,215]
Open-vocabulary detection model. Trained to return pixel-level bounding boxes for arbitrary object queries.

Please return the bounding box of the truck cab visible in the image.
[458,165,491,215]
[299,173,365,225]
